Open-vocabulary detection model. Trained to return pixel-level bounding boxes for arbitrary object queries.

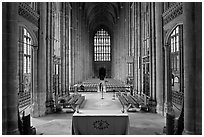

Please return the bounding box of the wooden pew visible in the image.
[118,95,128,113]
[75,96,85,113]
[58,94,74,108]
[59,94,83,112]
[67,94,81,111]
[131,94,149,112]
[122,94,141,112]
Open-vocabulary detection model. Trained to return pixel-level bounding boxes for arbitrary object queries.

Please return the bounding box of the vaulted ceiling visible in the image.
[82,2,122,34]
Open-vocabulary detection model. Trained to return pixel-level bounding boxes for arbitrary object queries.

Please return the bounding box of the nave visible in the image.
[2,2,202,135]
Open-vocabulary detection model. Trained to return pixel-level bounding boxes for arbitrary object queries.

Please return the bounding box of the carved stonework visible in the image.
[33,30,38,40]
[142,56,150,63]
[23,74,31,93]
[93,120,110,130]
[172,90,183,106]
[18,3,39,26]
[164,29,169,36]
[163,3,183,25]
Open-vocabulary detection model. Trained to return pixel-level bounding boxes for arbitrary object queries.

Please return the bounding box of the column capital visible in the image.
[33,45,38,51]
[164,43,169,47]
[6,128,20,135]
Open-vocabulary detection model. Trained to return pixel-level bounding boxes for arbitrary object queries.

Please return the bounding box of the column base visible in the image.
[183,129,201,135]
[148,100,157,113]
[31,103,46,118]
[45,100,55,114]
[46,107,53,114]
[5,128,20,135]
[156,104,164,116]
[183,130,196,135]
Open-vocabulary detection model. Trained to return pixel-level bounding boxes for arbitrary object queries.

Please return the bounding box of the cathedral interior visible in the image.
[2,2,202,135]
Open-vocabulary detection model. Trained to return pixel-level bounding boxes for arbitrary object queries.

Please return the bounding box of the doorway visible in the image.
[99,67,106,80]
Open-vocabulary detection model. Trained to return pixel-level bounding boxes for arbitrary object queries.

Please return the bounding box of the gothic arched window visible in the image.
[18,27,34,108]
[169,25,182,72]
[168,24,184,106]
[94,29,111,61]
[23,28,33,74]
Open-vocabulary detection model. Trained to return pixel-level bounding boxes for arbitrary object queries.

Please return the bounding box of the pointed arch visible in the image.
[94,28,111,62]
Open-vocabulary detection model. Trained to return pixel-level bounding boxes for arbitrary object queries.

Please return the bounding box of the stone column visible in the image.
[140,5,144,94]
[138,3,142,95]
[151,2,156,101]
[45,2,51,113]
[65,3,70,94]
[33,2,47,117]
[71,4,76,85]
[183,2,202,135]
[134,3,138,93]
[31,45,38,116]
[68,4,72,89]
[148,2,153,100]
[50,3,54,102]
[155,2,164,115]
[164,44,174,134]
[18,26,24,93]
[2,2,19,134]
[61,11,66,96]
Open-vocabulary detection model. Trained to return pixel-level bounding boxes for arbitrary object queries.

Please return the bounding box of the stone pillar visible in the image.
[68,3,72,90]
[151,2,156,101]
[164,44,174,134]
[134,3,138,94]
[147,2,154,100]
[138,3,142,95]
[2,2,19,134]
[155,2,164,115]
[45,2,51,113]
[33,2,47,117]
[61,11,66,96]
[183,2,202,135]
[31,46,38,116]
[140,5,144,94]
[18,26,24,93]
[65,4,70,94]
[71,4,76,85]
[50,3,54,101]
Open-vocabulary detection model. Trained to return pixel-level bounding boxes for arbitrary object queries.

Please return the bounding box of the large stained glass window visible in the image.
[94,29,111,61]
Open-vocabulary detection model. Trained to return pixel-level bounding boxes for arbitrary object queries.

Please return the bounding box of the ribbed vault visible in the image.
[83,2,121,33]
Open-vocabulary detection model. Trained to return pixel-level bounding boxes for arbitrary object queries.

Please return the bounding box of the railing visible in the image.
[172,90,183,106]
[18,92,31,111]
[106,86,130,92]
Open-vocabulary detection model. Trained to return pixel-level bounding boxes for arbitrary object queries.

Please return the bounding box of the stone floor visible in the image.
[31,92,165,135]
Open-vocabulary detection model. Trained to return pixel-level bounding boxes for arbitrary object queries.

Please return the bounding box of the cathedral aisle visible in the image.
[31,92,165,135]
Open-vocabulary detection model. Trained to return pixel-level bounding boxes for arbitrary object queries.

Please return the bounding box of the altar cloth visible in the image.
[72,111,129,135]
